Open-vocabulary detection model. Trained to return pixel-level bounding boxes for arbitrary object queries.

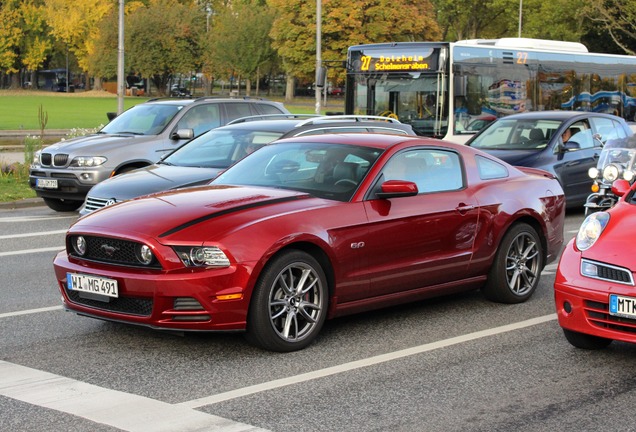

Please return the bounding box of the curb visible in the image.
[0,198,46,210]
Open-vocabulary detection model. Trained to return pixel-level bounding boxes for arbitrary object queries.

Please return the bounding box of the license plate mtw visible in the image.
[67,273,119,298]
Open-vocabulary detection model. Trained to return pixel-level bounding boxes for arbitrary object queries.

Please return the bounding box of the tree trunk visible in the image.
[10,73,20,89]
[285,74,295,102]
[245,78,251,96]
[93,77,103,91]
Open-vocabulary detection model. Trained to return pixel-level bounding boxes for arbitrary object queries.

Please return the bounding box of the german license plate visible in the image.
[67,272,119,298]
[609,294,636,319]
[36,178,58,189]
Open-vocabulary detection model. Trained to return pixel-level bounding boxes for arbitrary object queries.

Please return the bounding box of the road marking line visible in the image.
[0,361,268,432]
[0,216,75,222]
[178,314,557,408]
[0,306,63,319]
[0,229,67,239]
[0,246,63,257]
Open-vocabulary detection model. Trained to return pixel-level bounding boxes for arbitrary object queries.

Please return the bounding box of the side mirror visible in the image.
[612,179,631,197]
[107,112,117,121]
[561,141,580,152]
[170,128,194,140]
[376,180,418,199]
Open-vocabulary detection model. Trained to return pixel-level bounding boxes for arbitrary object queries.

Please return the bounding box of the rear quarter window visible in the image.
[476,155,509,180]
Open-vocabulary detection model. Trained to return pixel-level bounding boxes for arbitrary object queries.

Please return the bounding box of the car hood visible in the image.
[476,149,540,166]
[582,206,636,269]
[88,164,222,201]
[42,133,155,153]
[73,185,318,241]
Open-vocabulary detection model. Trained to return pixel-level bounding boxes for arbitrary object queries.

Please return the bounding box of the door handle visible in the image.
[456,204,475,214]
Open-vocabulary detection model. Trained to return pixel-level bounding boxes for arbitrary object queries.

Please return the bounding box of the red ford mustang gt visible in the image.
[555,179,636,349]
[53,134,565,352]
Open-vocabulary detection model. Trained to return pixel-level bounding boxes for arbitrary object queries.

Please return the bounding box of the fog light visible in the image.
[581,260,599,277]
[72,236,87,256]
[564,301,572,314]
[80,173,93,181]
[136,244,154,265]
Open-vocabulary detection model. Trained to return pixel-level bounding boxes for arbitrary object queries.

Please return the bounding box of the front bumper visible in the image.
[29,167,109,201]
[53,251,251,332]
[554,240,636,344]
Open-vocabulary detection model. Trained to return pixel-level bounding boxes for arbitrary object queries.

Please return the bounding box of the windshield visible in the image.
[101,103,185,135]
[213,142,383,201]
[353,73,448,137]
[164,129,284,168]
[469,119,562,150]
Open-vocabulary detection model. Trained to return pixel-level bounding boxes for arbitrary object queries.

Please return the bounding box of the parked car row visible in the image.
[36,103,636,352]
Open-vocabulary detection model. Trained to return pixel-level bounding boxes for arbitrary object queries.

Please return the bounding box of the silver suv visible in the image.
[29,97,289,211]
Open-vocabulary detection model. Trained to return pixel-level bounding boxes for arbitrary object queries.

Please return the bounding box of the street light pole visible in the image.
[315,0,322,115]
[117,0,125,115]
[518,0,523,38]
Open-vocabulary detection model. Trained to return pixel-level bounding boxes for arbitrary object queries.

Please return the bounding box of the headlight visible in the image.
[173,246,230,268]
[136,244,155,265]
[576,212,610,251]
[69,156,107,167]
[33,150,41,165]
[602,164,620,182]
[588,167,599,179]
[624,170,635,182]
[71,235,87,256]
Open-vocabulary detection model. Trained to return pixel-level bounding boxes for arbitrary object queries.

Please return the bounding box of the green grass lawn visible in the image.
[0,90,342,130]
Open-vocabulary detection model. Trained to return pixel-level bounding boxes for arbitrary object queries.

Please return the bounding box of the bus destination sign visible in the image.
[356,48,439,72]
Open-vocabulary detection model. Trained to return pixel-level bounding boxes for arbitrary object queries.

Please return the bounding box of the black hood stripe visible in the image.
[159,195,310,238]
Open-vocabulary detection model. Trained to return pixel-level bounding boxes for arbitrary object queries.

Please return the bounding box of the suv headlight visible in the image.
[33,150,41,165]
[69,156,107,167]
[173,246,230,268]
[576,212,609,251]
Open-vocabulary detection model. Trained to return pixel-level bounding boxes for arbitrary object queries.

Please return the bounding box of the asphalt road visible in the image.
[2,204,635,432]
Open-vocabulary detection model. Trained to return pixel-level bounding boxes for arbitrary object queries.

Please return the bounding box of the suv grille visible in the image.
[67,235,162,269]
[41,153,69,167]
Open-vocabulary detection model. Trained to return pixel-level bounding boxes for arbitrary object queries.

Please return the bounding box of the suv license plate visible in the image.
[609,294,636,319]
[67,272,119,298]
[36,179,58,189]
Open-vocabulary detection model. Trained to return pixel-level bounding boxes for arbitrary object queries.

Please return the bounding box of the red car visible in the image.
[555,179,636,349]
[53,134,565,352]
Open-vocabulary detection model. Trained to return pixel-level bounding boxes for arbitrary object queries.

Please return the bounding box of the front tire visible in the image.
[482,223,544,304]
[562,329,612,349]
[42,197,82,212]
[246,250,328,352]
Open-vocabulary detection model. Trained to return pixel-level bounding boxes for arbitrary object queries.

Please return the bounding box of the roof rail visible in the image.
[227,114,320,125]
[192,95,270,102]
[294,115,403,127]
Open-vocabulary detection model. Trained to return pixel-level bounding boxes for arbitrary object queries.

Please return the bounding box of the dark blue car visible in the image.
[467,111,633,208]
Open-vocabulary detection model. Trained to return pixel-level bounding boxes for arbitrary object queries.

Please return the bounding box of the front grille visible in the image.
[68,235,162,269]
[584,300,636,334]
[66,288,153,316]
[83,196,114,214]
[582,259,634,285]
[54,154,69,166]
[41,153,69,167]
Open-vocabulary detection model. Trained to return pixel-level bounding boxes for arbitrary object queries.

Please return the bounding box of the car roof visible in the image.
[143,97,283,106]
[496,111,625,122]
[273,132,435,150]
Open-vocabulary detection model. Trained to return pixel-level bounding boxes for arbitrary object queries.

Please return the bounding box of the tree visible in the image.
[203,0,277,96]
[582,0,636,55]
[44,0,113,89]
[268,0,441,100]
[124,0,205,95]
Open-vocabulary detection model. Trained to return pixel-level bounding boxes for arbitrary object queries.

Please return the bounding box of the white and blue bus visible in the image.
[345,38,636,143]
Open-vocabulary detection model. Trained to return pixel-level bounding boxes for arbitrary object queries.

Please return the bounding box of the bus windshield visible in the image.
[352,73,448,137]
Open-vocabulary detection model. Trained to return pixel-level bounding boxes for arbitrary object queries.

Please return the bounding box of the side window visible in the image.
[568,121,595,149]
[225,103,255,121]
[590,117,627,144]
[257,104,286,115]
[381,149,463,193]
[476,155,509,180]
[178,105,221,136]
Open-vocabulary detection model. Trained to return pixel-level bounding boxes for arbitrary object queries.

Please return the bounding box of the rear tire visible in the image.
[562,328,612,349]
[482,223,543,304]
[42,197,82,212]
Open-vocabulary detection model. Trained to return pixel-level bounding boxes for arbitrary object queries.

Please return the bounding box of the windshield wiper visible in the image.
[113,131,144,135]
